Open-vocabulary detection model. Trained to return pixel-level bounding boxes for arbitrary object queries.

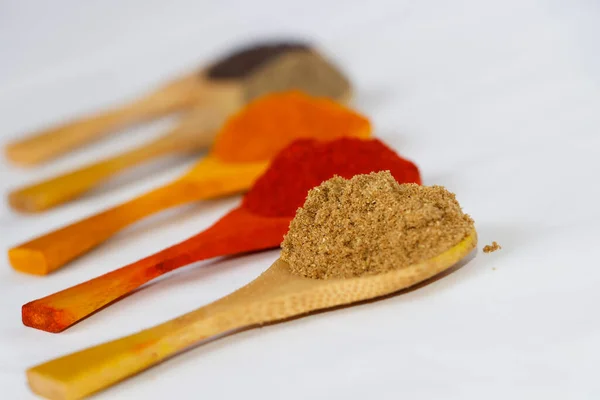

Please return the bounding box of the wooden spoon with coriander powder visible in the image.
[26,172,477,400]
[22,138,422,333]
[7,49,352,212]
[4,41,317,166]
[8,92,371,275]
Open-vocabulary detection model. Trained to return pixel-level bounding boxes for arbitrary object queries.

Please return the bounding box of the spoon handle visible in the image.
[7,129,211,213]
[4,75,200,166]
[27,260,301,400]
[9,179,201,275]
[22,208,289,333]
[8,159,267,275]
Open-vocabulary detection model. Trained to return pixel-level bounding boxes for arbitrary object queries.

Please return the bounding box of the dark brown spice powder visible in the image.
[206,41,310,79]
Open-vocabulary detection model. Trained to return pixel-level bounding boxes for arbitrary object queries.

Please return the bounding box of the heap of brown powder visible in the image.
[281,171,474,279]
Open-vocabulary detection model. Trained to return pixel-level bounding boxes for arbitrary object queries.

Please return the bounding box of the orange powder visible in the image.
[211,91,371,163]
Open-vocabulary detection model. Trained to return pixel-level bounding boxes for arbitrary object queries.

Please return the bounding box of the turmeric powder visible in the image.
[211,91,371,163]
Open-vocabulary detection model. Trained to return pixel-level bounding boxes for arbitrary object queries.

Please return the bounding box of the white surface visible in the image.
[1,0,599,398]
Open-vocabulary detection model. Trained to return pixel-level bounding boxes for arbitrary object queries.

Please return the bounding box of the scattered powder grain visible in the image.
[483,242,501,253]
[281,171,474,279]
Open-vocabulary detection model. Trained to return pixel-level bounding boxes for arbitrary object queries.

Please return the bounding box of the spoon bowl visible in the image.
[26,230,477,400]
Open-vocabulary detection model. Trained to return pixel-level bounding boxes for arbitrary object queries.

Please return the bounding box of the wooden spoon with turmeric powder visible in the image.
[26,173,477,400]
[4,41,316,166]
[8,91,371,275]
[7,50,352,212]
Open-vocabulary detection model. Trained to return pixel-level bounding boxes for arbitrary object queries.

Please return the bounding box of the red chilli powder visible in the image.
[242,138,422,218]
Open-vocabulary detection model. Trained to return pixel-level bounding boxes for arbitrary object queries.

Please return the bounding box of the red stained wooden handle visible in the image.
[22,208,290,333]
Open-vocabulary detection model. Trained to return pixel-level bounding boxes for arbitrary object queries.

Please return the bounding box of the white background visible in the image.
[1,0,599,398]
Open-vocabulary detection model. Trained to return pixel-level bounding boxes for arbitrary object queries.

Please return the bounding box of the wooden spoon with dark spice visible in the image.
[7,49,351,212]
[4,41,349,167]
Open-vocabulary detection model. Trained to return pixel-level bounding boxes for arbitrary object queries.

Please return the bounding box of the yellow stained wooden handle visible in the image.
[4,75,201,166]
[26,232,477,400]
[8,158,268,275]
[7,132,210,213]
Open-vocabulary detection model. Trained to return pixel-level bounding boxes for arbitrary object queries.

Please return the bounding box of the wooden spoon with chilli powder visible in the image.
[3,40,312,166]
[21,138,422,333]
[26,231,477,400]
[8,92,370,275]
[7,50,352,212]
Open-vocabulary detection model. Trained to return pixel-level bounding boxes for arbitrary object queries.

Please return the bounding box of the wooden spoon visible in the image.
[7,50,352,212]
[3,41,310,166]
[8,93,370,275]
[8,158,268,276]
[6,105,228,213]
[22,207,291,333]
[26,230,477,400]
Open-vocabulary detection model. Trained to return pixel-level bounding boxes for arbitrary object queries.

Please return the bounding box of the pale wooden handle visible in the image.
[5,110,138,166]
[8,180,199,275]
[26,285,262,400]
[26,314,238,400]
[7,134,204,213]
[4,75,201,166]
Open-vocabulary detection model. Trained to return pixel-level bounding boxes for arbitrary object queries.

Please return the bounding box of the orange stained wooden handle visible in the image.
[8,157,269,275]
[4,75,201,166]
[22,208,291,333]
